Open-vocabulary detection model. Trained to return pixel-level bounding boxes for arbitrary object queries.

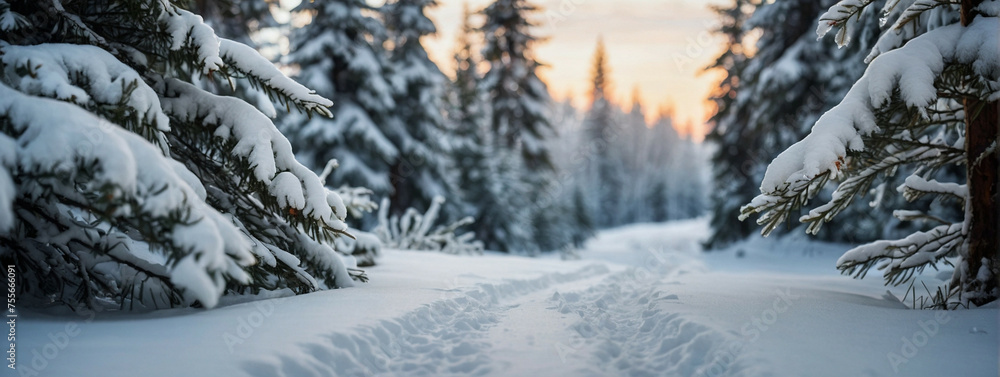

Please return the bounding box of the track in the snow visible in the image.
[242,264,611,377]
[243,245,768,377]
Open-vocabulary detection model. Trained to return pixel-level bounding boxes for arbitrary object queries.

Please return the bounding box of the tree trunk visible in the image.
[959,0,999,306]
[389,161,412,218]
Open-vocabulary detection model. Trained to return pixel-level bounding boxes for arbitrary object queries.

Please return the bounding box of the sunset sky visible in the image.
[422,0,726,139]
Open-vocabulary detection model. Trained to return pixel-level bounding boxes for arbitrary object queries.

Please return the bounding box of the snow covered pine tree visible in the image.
[741,0,1000,307]
[284,0,398,210]
[478,0,557,252]
[705,0,757,249]
[582,38,624,228]
[447,5,498,248]
[0,0,357,310]
[382,0,457,220]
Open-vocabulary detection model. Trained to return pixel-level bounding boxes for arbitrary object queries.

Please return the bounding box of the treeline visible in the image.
[245,0,708,254]
[0,0,705,311]
[551,40,707,234]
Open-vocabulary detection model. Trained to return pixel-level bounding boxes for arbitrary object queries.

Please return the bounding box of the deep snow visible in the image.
[11,219,999,377]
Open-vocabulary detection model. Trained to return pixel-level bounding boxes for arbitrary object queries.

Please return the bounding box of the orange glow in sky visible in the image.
[422,0,726,140]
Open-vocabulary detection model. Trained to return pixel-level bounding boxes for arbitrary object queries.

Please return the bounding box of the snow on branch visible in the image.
[158,5,223,74]
[894,0,957,31]
[316,159,378,220]
[741,171,832,236]
[743,16,1000,231]
[798,133,957,235]
[980,1,1000,16]
[0,1,28,32]
[898,174,967,201]
[334,230,381,268]
[837,223,964,285]
[0,82,255,307]
[335,185,378,220]
[817,0,880,47]
[819,0,963,63]
[892,209,950,224]
[867,0,961,63]
[160,79,348,234]
[218,39,333,118]
[1,43,170,148]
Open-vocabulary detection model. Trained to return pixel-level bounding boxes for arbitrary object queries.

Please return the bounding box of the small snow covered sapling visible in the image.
[0,0,356,311]
[318,159,383,268]
[740,0,999,308]
[318,159,380,219]
[374,197,484,255]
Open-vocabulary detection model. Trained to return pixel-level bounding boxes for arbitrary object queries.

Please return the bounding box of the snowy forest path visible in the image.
[15,218,790,377]
[15,220,998,377]
[474,219,766,377]
[481,268,762,377]
[241,263,616,377]
[240,268,754,377]
[241,218,764,377]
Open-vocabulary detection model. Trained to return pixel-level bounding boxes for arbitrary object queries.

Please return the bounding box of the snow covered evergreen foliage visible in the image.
[569,187,596,247]
[190,0,283,118]
[741,0,1000,307]
[451,0,544,253]
[704,0,756,249]
[382,0,458,220]
[705,0,911,249]
[374,197,484,255]
[0,0,355,310]
[481,0,598,254]
[446,6,502,249]
[581,39,622,228]
[546,100,596,248]
[284,0,398,201]
[480,0,555,171]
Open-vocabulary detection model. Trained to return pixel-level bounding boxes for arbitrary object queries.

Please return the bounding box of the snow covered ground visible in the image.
[13,219,999,377]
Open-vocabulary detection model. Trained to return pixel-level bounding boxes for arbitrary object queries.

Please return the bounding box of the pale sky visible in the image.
[422,0,726,139]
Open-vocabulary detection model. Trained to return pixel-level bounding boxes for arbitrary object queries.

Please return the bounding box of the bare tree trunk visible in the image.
[958,0,999,306]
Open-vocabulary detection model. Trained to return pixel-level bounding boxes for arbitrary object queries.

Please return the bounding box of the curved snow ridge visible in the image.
[242,264,611,377]
[548,271,768,377]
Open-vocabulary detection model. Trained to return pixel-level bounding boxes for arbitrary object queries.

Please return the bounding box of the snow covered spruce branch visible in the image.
[374,197,484,255]
[217,39,333,117]
[0,0,358,311]
[819,0,962,62]
[798,129,965,235]
[742,0,1000,308]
